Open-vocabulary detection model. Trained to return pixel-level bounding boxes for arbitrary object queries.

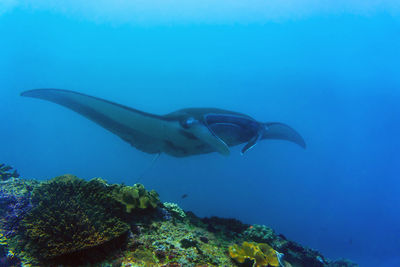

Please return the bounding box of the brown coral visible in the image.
[18,175,130,264]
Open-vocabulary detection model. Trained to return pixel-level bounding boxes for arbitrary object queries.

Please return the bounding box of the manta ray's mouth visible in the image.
[202,113,264,155]
[203,113,259,136]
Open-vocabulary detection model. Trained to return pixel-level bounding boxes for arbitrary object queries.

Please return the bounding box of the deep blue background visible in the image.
[1,7,400,266]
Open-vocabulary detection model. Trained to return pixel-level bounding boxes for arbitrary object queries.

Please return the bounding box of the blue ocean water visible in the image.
[1,3,399,266]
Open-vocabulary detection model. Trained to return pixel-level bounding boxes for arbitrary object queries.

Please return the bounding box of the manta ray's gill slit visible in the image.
[178,129,198,140]
[163,140,188,156]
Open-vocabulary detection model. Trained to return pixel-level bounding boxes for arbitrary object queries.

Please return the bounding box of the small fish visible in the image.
[181,194,188,199]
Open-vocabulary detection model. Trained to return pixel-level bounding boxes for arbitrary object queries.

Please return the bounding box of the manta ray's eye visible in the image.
[180,117,196,129]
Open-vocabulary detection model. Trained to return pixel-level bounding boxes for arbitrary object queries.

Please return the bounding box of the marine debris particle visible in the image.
[0,171,358,267]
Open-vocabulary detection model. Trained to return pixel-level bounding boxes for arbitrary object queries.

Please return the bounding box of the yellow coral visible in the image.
[113,183,159,212]
[229,241,280,267]
[0,232,7,245]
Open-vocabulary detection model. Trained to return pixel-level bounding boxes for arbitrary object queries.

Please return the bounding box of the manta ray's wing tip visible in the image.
[20,90,32,97]
[21,89,47,97]
[298,137,307,149]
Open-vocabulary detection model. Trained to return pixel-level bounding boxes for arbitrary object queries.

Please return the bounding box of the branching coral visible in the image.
[112,183,160,212]
[229,241,281,267]
[17,175,130,264]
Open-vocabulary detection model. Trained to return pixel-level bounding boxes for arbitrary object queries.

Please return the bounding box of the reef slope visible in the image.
[0,165,357,267]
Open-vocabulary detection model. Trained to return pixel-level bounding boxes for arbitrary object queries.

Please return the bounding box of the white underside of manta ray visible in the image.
[21,89,306,157]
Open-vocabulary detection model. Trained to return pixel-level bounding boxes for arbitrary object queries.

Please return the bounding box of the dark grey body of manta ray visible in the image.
[21,89,306,157]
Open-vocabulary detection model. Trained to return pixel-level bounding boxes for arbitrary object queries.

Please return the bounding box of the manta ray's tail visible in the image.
[262,122,306,149]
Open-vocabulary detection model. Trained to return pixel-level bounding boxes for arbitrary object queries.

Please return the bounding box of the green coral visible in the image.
[164,202,186,218]
[16,175,130,265]
[112,183,160,212]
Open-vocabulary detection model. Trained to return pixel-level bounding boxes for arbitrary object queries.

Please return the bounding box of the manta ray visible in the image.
[21,89,306,157]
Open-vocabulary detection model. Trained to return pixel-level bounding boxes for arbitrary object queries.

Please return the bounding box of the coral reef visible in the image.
[327,258,358,267]
[163,202,186,218]
[0,178,37,239]
[0,164,19,181]
[0,190,32,239]
[122,218,234,266]
[0,171,358,267]
[200,216,249,239]
[0,177,38,266]
[244,224,276,243]
[15,175,131,265]
[112,183,160,212]
[229,241,281,266]
[243,224,330,266]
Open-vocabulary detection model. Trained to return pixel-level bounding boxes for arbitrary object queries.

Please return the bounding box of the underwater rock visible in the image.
[328,258,358,267]
[199,236,209,243]
[180,238,198,249]
[0,164,19,181]
[200,216,250,239]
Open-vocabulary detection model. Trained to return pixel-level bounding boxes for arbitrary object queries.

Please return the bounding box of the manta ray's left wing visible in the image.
[21,89,173,154]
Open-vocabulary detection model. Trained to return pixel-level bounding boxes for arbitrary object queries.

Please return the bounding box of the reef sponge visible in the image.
[229,241,281,267]
[17,175,130,264]
[112,183,160,212]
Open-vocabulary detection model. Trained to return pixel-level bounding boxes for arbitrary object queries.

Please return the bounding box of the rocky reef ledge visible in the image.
[0,165,357,267]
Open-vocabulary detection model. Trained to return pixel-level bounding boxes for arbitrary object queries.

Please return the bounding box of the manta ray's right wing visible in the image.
[21,89,171,154]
